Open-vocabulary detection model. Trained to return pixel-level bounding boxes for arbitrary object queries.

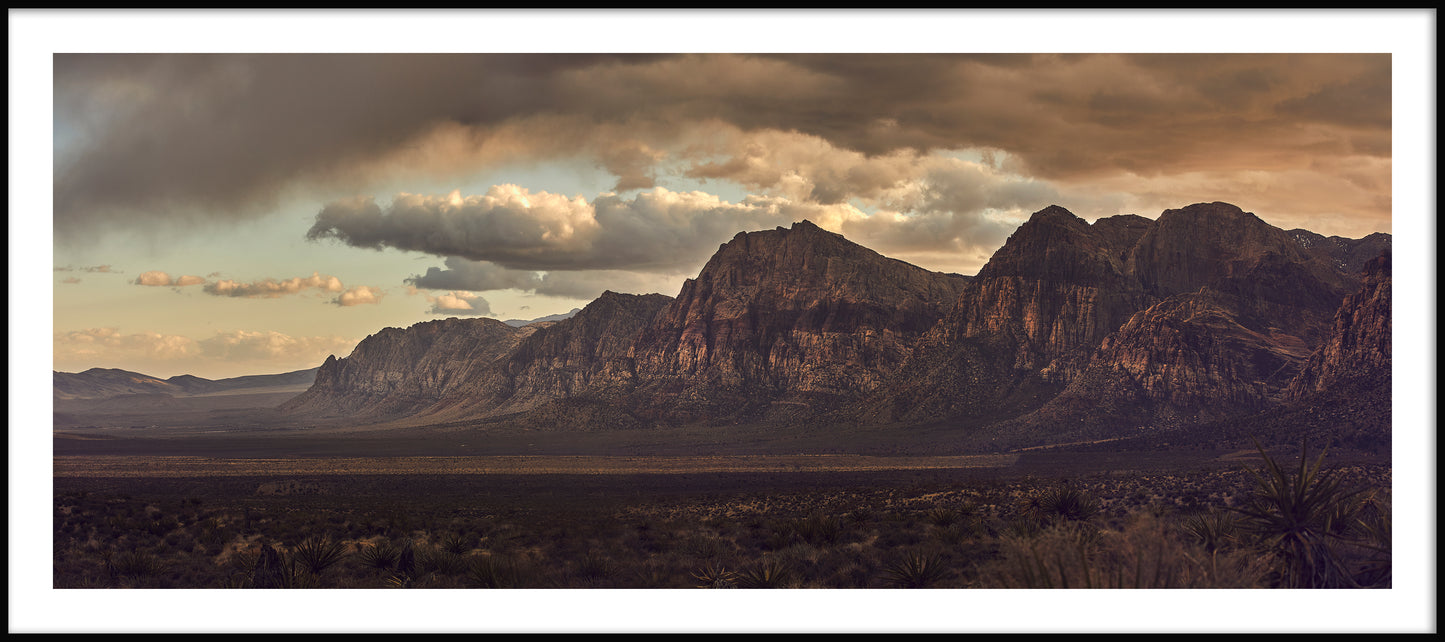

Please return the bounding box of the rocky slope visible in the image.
[1285,251,1392,401]
[859,202,1384,443]
[625,220,968,423]
[278,317,530,420]
[280,291,675,426]
[272,203,1389,448]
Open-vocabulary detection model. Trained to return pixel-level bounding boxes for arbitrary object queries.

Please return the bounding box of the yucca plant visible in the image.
[416,546,468,577]
[793,511,843,547]
[1349,491,1392,588]
[882,550,950,588]
[925,507,960,528]
[1181,510,1241,554]
[440,531,474,556]
[690,561,739,588]
[737,559,794,588]
[1039,486,1101,523]
[466,554,527,589]
[293,535,348,576]
[1233,439,1374,588]
[359,540,401,571]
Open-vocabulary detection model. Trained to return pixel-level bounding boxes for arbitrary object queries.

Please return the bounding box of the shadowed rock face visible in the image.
[281,292,673,425]
[280,317,527,420]
[862,202,1386,434]
[1286,251,1392,401]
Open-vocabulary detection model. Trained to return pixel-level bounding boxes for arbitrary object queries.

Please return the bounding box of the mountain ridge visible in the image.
[63,203,1391,452]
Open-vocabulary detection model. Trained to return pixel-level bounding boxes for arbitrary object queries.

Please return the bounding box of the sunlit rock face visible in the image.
[627,220,968,423]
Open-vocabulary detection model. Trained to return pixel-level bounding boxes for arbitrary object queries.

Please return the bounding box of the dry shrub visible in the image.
[981,515,1270,588]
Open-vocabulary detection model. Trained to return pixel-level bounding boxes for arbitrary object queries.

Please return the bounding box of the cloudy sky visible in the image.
[12,10,1437,634]
[27,12,1424,382]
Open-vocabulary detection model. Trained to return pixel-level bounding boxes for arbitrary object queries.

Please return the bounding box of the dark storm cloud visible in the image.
[306,185,816,273]
[57,53,1392,245]
[406,256,683,300]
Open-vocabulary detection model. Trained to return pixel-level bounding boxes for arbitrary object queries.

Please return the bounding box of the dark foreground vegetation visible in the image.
[53,444,1390,589]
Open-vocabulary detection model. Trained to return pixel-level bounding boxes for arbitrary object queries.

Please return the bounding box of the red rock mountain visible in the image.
[277,204,1389,446]
[625,220,968,423]
[1285,251,1392,401]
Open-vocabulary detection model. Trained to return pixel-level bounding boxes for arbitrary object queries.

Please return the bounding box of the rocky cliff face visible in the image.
[280,317,529,420]
[489,291,673,417]
[626,220,968,423]
[863,202,1384,437]
[279,204,1389,446]
[1286,251,1392,400]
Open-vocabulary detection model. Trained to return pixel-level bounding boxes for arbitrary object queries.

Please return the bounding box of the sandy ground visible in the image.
[52,453,1019,477]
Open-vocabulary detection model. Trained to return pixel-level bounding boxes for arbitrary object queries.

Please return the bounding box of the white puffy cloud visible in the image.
[332,285,385,307]
[202,272,344,298]
[424,291,492,316]
[134,271,206,287]
[134,270,176,286]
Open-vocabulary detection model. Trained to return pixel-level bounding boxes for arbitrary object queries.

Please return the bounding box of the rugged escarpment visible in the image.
[858,207,1155,425]
[280,317,528,420]
[487,291,673,417]
[1286,251,1392,401]
[626,220,968,423]
[281,293,672,425]
[863,202,1383,438]
[274,203,1390,448]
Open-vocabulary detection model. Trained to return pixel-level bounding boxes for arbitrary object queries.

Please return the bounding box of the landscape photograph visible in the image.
[14,10,1435,634]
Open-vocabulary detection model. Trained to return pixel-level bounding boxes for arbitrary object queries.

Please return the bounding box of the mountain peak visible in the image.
[1029,204,1083,224]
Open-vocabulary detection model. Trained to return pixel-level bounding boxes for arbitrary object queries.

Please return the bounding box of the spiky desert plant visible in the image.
[1181,510,1241,554]
[293,535,348,576]
[440,531,473,556]
[466,554,526,589]
[1233,439,1373,588]
[690,561,738,588]
[793,511,843,547]
[737,559,794,588]
[417,546,468,577]
[1038,486,1100,523]
[925,507,960,528]
[882,550,949,588]
[359,540,401,571]
[1349,490,1392,588]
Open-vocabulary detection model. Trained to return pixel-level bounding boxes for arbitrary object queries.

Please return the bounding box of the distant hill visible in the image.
[503,309,582,327]
[53,366,319,401]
